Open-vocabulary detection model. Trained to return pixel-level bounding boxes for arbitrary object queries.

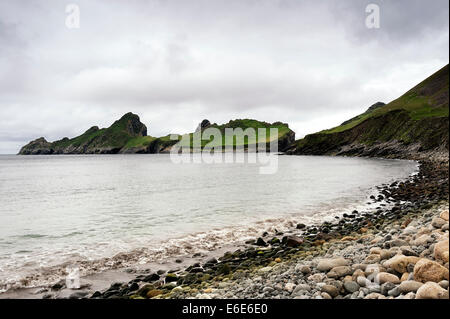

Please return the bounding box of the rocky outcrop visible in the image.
[286,110,449,160]
[18,137,53,155]
[19,113,148,155]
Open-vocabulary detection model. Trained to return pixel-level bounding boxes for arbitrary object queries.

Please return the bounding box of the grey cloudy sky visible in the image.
[0,0,448,154]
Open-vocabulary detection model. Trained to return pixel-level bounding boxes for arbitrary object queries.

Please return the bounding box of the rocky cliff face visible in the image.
[286,110,449,160]
[18,137,53,155]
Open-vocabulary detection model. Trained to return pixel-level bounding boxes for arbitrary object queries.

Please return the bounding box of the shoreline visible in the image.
[0,158,442,299]
[94,159,448,300]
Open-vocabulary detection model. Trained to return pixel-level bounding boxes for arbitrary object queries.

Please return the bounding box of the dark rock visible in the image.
[255,237,267,246]
[165,273,178,283]
[143,273,160,282]
[69,291,89,299]
[283,236,304,247]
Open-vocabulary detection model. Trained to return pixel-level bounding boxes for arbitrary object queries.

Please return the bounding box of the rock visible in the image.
[375,272,400,284]
[352,269,365,280]
[165,273,178,283]
[205,257,218,265]
[413,258,449,283]
[196,119,211,132]
[263,287,274,294]
[434,239,449,263]
[357,276,370,287]
[412,234,432,246]
[317,258,349,272]
[296,223,306,229]
[293,284,312,294]
[381,282,396,295]
[51,281,65,291]
[216,263,231,275]
[364,254,381,264]
[284,283,296,293]
[344,281,360,293]
[401,247,419,257]
[321,292,332,299]
[146,289,163,298]
[387,286,401,297]
[398,280,423,293]
[189,267,204,273]
[431,217,446,229]
[400,272,410,282]
[402,226,417,235]
[259,266,273,273]
[321,285,339,298]
[415,282,449,299]
[327,266,352,278]
[284,236,304,247]
[364,293,386,299]
[143,273,160,282]
[385,255,420,273]
[384,239,409,248]
[439,280,449,289]
[440,211,449,221]
[367,283,381,293]
[296,265,311,274]
[255,237,267,246]
[365,264,386,275]
[69,291,89,299]
[90,291,102,298]
[404,292,416,299]
[307,273,327,283]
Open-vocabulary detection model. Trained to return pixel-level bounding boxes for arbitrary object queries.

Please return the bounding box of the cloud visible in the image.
[0,0,448,153]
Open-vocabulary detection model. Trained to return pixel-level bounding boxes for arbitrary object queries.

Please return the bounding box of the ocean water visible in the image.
[0,154,418,291]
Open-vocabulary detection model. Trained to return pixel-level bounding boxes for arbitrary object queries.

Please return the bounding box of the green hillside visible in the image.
[287,64,449,159]
[322,65,449,134]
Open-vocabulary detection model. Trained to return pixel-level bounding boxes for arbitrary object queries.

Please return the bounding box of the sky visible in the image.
[0,0,448,154]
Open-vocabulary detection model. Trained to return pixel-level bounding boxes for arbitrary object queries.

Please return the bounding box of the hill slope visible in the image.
[286,64,449,160]
[19,115,295,155]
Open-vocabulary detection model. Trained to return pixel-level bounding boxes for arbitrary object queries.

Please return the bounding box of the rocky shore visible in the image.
[79,160,448,300]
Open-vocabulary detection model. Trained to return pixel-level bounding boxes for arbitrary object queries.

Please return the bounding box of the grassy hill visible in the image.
[19,115,295,154]
[120,119,294,153]
[287,64,449,160]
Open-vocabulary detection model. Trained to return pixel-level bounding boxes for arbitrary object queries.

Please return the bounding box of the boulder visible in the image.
[284,236,304,247]
[375,272,400,284]
[317,257,349,272]
[327,266,353,278]
[398,280,423,293]
[431,217,446,229]
[321,285,339,298]
[412,234,433,246]
[434,239,449,263]
[415,282,449,299]
[385,255,420,273]
[440,211,449,221]
[413,258,449,283]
